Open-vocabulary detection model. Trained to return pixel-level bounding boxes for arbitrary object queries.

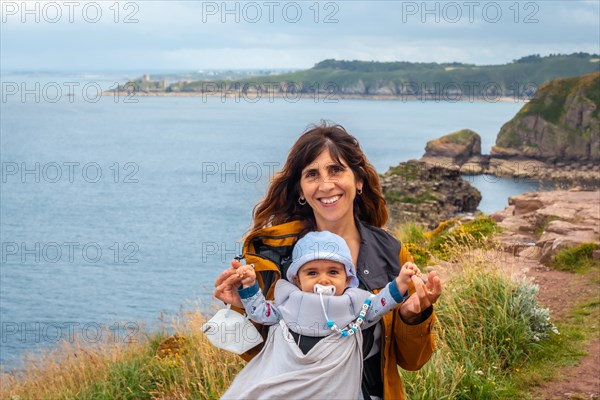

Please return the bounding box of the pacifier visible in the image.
[313,284,336,296]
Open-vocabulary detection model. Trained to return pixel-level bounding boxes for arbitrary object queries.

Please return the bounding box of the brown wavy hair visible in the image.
[249,122,388,236]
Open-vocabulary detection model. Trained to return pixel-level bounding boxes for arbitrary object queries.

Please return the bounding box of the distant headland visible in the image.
[105,53,599,101]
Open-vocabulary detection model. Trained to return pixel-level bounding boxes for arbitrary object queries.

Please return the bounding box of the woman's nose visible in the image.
[318,177,335,190]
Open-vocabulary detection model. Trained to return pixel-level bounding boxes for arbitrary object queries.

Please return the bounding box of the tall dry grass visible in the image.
[1,310,246,399]
[2,216,563,399]
[400,236,558,400]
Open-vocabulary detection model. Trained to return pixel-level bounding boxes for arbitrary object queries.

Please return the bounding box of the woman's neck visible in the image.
[316,217,360,242]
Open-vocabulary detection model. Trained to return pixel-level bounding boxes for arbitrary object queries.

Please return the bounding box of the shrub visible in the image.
[405,242,431,267]
[402,259,558,399]
[427,215,498,260]
[396,222,428,247]
[552,243,599,272]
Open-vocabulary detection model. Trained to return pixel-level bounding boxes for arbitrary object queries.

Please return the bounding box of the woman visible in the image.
[214,123,442,400]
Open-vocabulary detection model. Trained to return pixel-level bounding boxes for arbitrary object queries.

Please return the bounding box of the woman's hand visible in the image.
[213,259,245,308]
[399,270,443,324]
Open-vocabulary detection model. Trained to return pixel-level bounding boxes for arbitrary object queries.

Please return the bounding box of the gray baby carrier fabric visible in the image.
[274,279,374,336]
[221,319,363,399]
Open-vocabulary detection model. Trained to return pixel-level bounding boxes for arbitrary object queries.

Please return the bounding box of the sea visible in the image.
[0,71,545,371]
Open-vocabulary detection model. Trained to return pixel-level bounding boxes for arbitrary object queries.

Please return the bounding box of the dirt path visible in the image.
[510,254,600,399]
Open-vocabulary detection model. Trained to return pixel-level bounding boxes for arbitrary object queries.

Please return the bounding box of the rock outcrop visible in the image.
[490,190,600,263]
[422,129,481,164]
[462,157,600,184]
[382,160,482,229]
[420,73,600,185]
[492,72,600,161]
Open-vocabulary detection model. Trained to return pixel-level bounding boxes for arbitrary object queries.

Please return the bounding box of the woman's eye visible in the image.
[330,166,343,175]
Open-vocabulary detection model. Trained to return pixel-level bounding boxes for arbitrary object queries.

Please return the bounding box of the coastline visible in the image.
[101,90,528,103]
[420,156,600,186]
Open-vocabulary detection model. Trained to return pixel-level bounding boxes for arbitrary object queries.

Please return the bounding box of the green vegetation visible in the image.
[438,129,479,145]
[518,75,581,124]
[249,54,600,97]
[396,222,428,247]
[396,222,430,266]
[497,71,600,151]
[402,266,599,400]
[510,290,599,398]
[385,191,438,204]
[118,53,600,97]
[533,216,560,238]
[396,216,599,399]
[387,163,421,181]
[0,312,246,399]
[552,243,599,272]
[395,214,499,266]
[426,215,499,260]
[496,129,523,149]
[2,216,597,400]
[401,258,559,399]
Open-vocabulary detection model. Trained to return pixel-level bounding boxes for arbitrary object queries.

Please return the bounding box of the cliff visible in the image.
[422,129,481,164]
[382,160,481,229]
[492,72,600,161]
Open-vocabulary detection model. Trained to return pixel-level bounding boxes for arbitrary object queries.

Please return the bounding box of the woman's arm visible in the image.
[392,249,442,370]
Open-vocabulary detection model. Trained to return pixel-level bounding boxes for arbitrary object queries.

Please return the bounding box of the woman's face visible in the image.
[299,148,363,229]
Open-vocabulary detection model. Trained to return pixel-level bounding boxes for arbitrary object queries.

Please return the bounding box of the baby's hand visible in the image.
[235,264,256,288]
[396,262,422,295]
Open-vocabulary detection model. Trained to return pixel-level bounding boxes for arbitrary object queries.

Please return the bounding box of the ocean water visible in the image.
[1,73,530,370]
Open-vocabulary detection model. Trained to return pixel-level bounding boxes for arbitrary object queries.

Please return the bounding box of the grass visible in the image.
[395,214,499,266]
[0,310,246,399]
[385,191,438,204]
[437,129,479,145]
[426,215,499,261]
[386,163,421,181]
[397,216,599,399]
[2,216,597,400]
[552,242,599,272]
[510,290,600,399]
[400,249,560,399]
[533,215,560,238]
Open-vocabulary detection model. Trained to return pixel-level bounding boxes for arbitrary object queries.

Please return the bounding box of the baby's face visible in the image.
[294,259,350,295]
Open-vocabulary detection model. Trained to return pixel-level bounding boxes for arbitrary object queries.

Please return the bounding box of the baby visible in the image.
[221,230,420,399]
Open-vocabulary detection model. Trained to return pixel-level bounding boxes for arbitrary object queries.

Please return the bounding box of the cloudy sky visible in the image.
[1,0,599,71]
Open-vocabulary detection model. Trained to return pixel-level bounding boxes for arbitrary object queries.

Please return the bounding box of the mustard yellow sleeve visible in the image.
[393,245,436,370]
[392,306,436,370]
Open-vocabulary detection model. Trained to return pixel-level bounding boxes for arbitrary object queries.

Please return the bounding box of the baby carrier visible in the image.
[233,220,306,360]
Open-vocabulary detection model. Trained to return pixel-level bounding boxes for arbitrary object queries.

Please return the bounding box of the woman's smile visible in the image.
[318,194,342,206]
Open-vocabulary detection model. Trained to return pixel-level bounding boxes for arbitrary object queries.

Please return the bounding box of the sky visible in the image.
[1,0,599,71]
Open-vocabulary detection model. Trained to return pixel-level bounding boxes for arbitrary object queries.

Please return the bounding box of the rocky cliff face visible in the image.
[382,160,482,229]
[423,129,481,164]
[492,72,600,161]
